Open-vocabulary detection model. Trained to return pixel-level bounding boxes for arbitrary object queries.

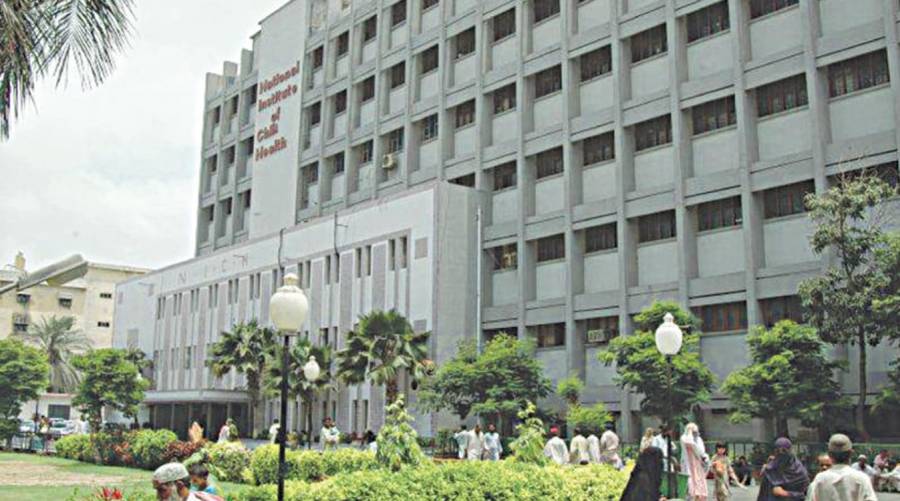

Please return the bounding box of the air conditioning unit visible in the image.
[586,329,608,345]
[382,153,396,170]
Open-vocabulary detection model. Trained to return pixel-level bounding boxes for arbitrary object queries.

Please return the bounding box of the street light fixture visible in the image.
[302,355,320,450]
[655,312,683,501]
[269,273,309,501]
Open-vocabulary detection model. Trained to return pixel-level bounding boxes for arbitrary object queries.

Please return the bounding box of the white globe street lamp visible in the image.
[655,313,683,355]
[303,355,321,382]
[655,312,683,500]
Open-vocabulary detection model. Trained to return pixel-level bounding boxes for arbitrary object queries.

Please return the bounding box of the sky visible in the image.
[0,1,287,271]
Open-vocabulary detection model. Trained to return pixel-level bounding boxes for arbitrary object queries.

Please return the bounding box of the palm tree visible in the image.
[265,338,333,447]
[16,315,90,393]
[206,320,276,436]
[335,310,431,404]
[0,0,135,138]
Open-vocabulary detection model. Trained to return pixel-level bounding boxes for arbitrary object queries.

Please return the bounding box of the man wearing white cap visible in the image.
[152,463,223,501]
[806,434,877,501]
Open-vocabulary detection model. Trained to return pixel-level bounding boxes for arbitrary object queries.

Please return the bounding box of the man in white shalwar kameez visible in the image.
[466,424,485,461]
[483,424,502,461]
[600,422,623,469]
[454,425,469,459]
[570,429,590,465]
[587,431,601,464]
[544,427,570,465]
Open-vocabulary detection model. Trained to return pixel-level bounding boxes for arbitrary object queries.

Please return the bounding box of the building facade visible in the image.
[118,0,900,440]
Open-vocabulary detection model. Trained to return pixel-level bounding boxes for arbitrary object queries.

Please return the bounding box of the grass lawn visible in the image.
[0,452,248,500]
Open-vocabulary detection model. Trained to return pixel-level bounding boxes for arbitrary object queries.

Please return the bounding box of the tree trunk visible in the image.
[856,331,869,440]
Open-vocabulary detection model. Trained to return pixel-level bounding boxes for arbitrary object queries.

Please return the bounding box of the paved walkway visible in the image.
[703,479,900,500]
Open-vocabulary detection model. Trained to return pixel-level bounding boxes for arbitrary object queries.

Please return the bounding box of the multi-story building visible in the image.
[116,0,900,440]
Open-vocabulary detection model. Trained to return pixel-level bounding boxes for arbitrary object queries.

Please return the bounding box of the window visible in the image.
[99,292,113,299]
[536,234,565,262]
[387,128,404,153]
[749,0,798,19]
[423,0,439,10]
[687,1,730,43]
[207,156,217,174]
[828,50,890,98]
[47,404,70,420]
[391,0,406,26]
[450,174,475,187]
[359,77,376,103]
[631,25,667,63]
[697,196,742,231]
[585,317,619,344]
[760,295,803,327]
[388,240,396,271]
[829,162,899,188]
[321,327,330,347]
[585,224,617,253]
[398,236,408,268]
[638,210,677,243]
[693,302,747,333]
[12,314,28,333]
[532,323,565,348]
[455,28,475,59]
[58,297,72,308]
[635,115,672,151]
[358,141,374,163]
[692,96,736,135]
[533,0,560,23]
[580,46,612,82]
[583,132,615,165]
[756,74,807,117]
[493,162,517,191]
[763,180,814,219]
[421,46,439,73]
[312,46,324,70]
[493,84,516,114]
[363,16,377,42]
[455,100,476,128]
[536,147,563,179]
[534,66,562,98]
[184,347,193,369]
[390,62,406,89]
[493,9,516,42]
[97,321,111,328]
[365,245,372,275]
[490,244,518,270]
[355,248,363,278]
[421,114,439,142]
[336,31,349,57]
[334,91,347,114]
[15,293,30,304]
[224,198,233,216]
[333,153,345,174]
[309,102,321,126]
[302,163,319,185]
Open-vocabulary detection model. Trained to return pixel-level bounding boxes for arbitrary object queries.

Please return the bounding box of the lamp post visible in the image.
[655,312,683,501]
[269,273,309,501]
[302,355,320,450]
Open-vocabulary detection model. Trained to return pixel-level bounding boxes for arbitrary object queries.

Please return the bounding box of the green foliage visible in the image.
[208,441,252,482]
[15,315,89,393]
[130,429,177,470]
[264,337,333,404]
[0,338,49,441]
[598,301,715,422]
[509,403,549,466]
[71,349,147,432]
[566,403,611,436]
[876,359,900,411]
[55,434,94,462]
[556,375,584,405]
[417,334,552,425]
[336,310,430,404]
[376,395,426,471]
[248,444,377,485]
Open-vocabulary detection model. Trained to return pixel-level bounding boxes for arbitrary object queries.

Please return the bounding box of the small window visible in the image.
[207,156,217,174]
[99,292,113,299]
[693,302,747,333]
[536,234,565,262]
[686,1,730,43]
[358,141,374,164]
[635,115,672,151]
[585,224,617,253]
[692,96,736,135]
[363,16,378,42]
[760,295,803,327]
[583,132,615,165]
[749,0,799,19]
[493,83,517,114]
[421,46,439,73]
[638,210,677,243]
[535,147,563,179]
[763,180,814,219]
[390,62,406,89]
[334,90,347,114]
[631,25,667,63]
[336,31,349,56]
[534,66,562,98]
[828,50,890,98]
[580,46,612,82]
[391,0,407,27]
[697,196,742,231]
[355,248,363,278]
[97,321,111,328]
[58,297,73,308]
[398,236,408,269]
[756,74,807,117]
[585,316,619,345]
[455,28,476,59]
[224,198,233,216]
[365,245,373,276]
[302,163,319,185]
[361,77,376,102]
[206,206,215,223]
[386,128,404,153]
[492,9,516,42]
[490,243,518,270]
[829,162,899,189]
[308,102,321,126]
[493,162,517,191]
[450,173,475,187]
[243,190,252,208]
[533,0,560,23]
[423,0,439,10]
[531,323,565,348]
[325,256,332,285]
[312,46,324,70]
[421,114,439,142]
[455,100,476,128]
[333,153,345,174]
[16,293,30,304]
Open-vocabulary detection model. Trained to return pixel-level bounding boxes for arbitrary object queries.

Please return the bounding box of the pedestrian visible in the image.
[217,419,231,443]
[620,446,665,501]
[874,450,891,472]
[570,428,590,465]
[39,415,51,454]
[483,423,502,461]
[152,462,223,501]
[188,463,219,496]
[713,442,741,501]
[600,421,623,469]
[884,460,900,492]
[680,422,709,501]
[851,455,877,484]
[361,430,376,450]
[757,437,808,501]
[806,433,877,501]
[268,419,280,444]
[544,426,569,465]
[815,453,833,475]
[454,425,469,459]
[651,425,676,473]
[587,428,601,464]
[320,417,340,450]
[365,430,378,453]
[466,424,484,461]
[734,455,753,486]
[640,427,655,452]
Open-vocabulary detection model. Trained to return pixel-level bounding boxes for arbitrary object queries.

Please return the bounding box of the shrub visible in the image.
[319,448,377,477]
[249,445,376,485]
[556,375,584,405]
[163,440,206,463]
[208,441,252,482]
[94,431,133,466]
[56,434,93,462]
[131,429,177,470]
[509,403,548,466]
[375,396,425,471]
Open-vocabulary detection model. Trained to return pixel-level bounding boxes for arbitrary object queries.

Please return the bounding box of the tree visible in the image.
[374,395,426,471]
[16,315,91,393]
[798,173,900,438]
[509,402,549,466]
[566,403,610,436]
[416,333,552,429]
[264,337,333,441]
[0,339,49,443]
[206,320,277,435]
[0,0,134,138]
[875,360,900,411]
[71,348,147,432]
[598,301,716,423]
[335,310,430,405]
[556,375,584,406]
[721,321,847,437]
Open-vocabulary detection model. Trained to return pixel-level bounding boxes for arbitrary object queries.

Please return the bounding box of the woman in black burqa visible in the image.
[757,437,809,501]
[621,446,665,501]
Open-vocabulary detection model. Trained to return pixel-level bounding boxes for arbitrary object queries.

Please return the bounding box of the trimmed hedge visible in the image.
[132,429,178,470]
[55,434,93,462]
[249,445,377,485]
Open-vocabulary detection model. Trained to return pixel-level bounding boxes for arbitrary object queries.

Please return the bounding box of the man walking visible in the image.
[483,423,502,461]
[806,434,877,501]
[600,421,622,469]
[570,428,590,465]
[454,425,469,460]
[268,419,280,444]
[320,417,340,450]
[544,426,569,465]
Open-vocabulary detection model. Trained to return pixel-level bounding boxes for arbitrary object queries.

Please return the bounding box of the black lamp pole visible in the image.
[666,354,675,500]
[277,334,290,501]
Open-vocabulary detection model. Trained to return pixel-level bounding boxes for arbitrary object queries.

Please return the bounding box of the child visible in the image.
[712,442,740,501]
[189,463,219,495]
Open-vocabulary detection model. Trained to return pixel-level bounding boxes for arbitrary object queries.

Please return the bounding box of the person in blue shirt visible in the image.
[188,463,218,495]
